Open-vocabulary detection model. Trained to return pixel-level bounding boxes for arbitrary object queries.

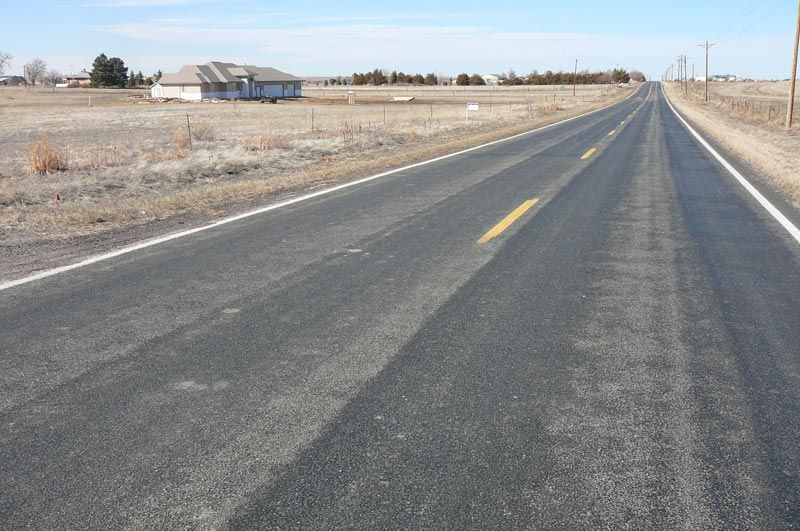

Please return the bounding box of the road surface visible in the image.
[2,82,799,529]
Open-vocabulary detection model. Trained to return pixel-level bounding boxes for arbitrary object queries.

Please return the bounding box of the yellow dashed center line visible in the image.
[478,199,539,244]
[608,130,616,136]
[581,148,597,160]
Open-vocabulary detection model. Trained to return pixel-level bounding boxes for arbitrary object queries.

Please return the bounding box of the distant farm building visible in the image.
[0,75,25,86]
[65,70,92,87]
[150,62,302,100]
[482,74,504,85]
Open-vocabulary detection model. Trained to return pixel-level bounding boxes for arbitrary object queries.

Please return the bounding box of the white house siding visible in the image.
[152,79,301,100]
[256,82,302,98]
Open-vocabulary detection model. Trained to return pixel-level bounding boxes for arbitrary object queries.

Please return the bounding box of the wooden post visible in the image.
[185,110,192,151]
[787,0,800,128]
[573,59,578,97]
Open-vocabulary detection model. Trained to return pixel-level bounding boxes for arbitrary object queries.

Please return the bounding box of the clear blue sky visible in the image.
[3,0,797,79]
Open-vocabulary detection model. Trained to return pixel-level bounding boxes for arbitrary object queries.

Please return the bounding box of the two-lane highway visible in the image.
[2,82,799,528]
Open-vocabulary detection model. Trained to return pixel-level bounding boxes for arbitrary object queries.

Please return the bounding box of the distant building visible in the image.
[482,73,504,85]
[0,75,25,86]
[65,70,92,87]
[711,74,737,82]
[150,61,302,100]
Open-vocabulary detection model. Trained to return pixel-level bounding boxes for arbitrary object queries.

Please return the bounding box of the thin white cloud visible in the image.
[95,21,792,79]
[84,0,198,7]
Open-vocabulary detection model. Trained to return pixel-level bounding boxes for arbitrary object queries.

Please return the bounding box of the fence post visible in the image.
[185,110,193,151]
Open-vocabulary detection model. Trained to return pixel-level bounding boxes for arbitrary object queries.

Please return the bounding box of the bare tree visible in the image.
[0,52,11,75]
[24,58,47,86]
[628,70,646,82]
[44,69,62,92]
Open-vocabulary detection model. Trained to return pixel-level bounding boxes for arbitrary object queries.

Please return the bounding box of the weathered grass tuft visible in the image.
[169,131,190,158]
[191,123,215,141]
[26,135,68,174]
[78,145,126,169]
[243,135,289,151]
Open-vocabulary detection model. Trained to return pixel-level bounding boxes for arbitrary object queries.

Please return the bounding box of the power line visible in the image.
[723,0,790,41]
[713,0,770,40]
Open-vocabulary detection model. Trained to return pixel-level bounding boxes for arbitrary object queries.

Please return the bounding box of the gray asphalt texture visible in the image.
[2,83,799,529]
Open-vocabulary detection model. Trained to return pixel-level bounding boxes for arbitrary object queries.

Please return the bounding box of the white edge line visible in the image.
[0,85,645,292]
[661,84,800,245]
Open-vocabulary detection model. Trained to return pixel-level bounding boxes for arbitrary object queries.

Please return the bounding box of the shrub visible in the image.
[168,131,190,158]
[26,134,68,174]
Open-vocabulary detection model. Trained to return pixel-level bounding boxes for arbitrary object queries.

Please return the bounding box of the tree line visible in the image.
[90,54,161,88]
[0,50,161,88]
[347,69,444,86]
[497,68,645,86]
[335,67,645,87]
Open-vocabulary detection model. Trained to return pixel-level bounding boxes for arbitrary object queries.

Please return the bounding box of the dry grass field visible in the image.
[0,84,631,241]
[664,81,800,207]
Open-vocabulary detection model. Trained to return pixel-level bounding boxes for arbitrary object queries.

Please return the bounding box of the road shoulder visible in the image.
[662,84,800,234]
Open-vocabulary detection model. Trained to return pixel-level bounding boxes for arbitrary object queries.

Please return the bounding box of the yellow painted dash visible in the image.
[608,130,616,136]
[478,199,539,244]
[581,148,597,160]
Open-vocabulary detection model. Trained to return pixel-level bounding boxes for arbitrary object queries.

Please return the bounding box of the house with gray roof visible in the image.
[150,61,302,100]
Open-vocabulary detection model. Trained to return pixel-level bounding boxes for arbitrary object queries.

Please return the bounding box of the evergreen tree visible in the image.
[469,73,486,86]
[90,53,111,87]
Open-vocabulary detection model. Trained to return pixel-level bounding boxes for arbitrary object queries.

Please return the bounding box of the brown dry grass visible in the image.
[664,82,800,207]
[0,84,634,236]
[26,135,68,174]
[242,135,290,151]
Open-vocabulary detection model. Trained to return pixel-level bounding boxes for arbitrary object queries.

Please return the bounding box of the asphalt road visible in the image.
[2,82,799,529]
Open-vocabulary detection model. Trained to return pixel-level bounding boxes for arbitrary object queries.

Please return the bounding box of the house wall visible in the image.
[67,79,92,87]
[153,80,302,100]
[255,82,302,98]
[150,84,182,98]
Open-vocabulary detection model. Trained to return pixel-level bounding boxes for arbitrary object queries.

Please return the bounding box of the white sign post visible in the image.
[466,102,479,124]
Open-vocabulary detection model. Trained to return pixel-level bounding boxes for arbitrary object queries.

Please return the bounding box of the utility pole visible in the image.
[683,56,688,94]
[699,41,717,102]
[787,0,800,129]
[573,59,578,97]
[679,55,687,93]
